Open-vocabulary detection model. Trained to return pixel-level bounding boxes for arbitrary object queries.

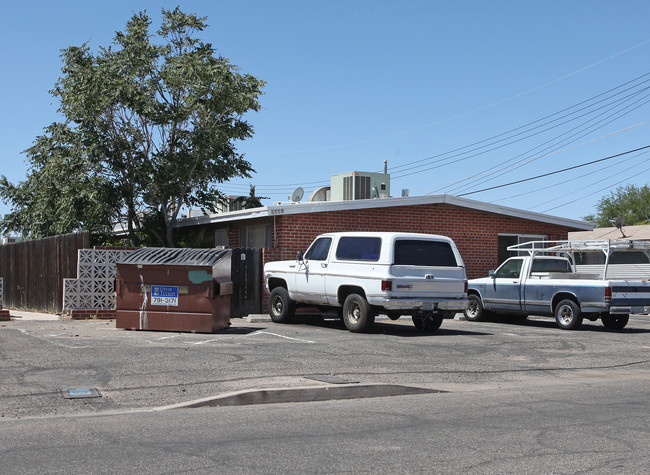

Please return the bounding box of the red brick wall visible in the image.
[228,227,240,248]
[263,203,570,279]
[69,309,116,320]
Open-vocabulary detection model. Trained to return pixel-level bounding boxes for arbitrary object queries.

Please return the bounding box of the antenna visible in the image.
[611,216,627,238]
[291,187,304,202]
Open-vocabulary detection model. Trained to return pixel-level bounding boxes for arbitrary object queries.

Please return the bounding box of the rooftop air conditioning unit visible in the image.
[330,171,390,201]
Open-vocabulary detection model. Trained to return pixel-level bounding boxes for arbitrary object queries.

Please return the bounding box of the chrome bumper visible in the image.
[382,298,468,312]
[610,306,650,315]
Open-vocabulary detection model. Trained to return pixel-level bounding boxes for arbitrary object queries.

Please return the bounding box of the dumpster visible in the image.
[115,248,233,333]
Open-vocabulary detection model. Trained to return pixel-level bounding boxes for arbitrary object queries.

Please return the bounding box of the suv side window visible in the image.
[304,237,332,261]
[336,237,381,261]
[496,258,524,278]
[394,240,457,267]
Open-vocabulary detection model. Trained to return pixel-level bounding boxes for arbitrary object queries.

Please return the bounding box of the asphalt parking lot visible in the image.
[1,312,649,419]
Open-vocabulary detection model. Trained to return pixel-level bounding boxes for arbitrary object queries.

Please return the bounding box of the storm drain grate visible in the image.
[60,387,102,399]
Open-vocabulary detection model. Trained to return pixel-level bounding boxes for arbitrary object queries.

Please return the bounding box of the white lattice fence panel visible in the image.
[64,249,133,310]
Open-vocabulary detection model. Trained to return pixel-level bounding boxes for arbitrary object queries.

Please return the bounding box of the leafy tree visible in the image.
[0,123,119,238]
[231,184,269,210]
[1,7,264,246]
[583,184,650,227]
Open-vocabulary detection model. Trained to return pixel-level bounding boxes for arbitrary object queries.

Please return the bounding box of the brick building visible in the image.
[177,194,591,279]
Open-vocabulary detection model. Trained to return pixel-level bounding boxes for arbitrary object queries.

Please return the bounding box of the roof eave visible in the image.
[174,194,594,231]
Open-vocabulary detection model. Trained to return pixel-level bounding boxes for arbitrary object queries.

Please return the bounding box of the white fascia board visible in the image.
[174,194,593,231]
[174,208,272,228]
[440,195,593,231]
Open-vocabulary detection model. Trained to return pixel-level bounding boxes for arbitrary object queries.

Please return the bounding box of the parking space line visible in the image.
[246,331,315,343]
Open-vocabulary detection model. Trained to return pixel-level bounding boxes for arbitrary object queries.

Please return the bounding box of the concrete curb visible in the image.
[156,384,445,409]
[246,313,272,323]
[4,310,61,321]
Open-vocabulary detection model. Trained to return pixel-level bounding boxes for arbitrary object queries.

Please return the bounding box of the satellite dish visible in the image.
[611,216,627,237]
[291,187,304,202]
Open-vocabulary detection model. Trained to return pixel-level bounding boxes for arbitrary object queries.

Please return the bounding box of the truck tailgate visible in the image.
[610,281,650,306]
[391,265,466,298]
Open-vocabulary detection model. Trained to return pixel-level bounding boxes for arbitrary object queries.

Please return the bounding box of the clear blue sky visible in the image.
[2,0,650,223]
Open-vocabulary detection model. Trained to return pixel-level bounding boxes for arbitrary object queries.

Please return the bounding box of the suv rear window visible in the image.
[336,237,381,261]
[394,240,457,267]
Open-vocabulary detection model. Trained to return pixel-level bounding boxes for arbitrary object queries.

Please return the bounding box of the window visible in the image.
[304,237,332,261]
[574,251,650,265]
[496,258,524,278]
[241,224,271,248]
[336,237,381,261]
[498,234,547,264]
[610,251,650,264]
[531,259,571,273]
[394,240,457,267]
[214,229,228,247]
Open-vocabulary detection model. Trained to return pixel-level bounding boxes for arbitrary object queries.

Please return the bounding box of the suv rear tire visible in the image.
[342,294,375,332]
[412,313,443,331]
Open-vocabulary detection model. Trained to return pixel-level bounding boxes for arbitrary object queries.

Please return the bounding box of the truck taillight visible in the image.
[605,286,612,302]
[464,280,468,293]
[382,280,392,291]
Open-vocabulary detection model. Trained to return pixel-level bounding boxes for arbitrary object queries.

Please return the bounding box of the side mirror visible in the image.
[488,270,495,277]
[297,251,304,262]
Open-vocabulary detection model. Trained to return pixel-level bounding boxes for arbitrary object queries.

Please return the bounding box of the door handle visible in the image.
[321,263,328,268]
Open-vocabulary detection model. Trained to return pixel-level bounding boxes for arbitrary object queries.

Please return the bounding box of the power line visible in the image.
[456,145,650,197]
[538,163,650,214]
[493,148,650,204]
[390,72,650,177]
[224,71,650,196]
[423,121,649,194]
[246,39,650,157]
[443,91,650,195]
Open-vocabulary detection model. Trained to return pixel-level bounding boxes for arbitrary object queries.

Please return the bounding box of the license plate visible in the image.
[421,303,435,311]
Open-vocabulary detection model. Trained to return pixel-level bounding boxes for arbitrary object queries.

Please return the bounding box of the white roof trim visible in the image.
[175,194,593,231]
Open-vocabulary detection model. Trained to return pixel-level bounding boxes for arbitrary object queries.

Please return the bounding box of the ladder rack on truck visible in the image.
[507,240,650,281]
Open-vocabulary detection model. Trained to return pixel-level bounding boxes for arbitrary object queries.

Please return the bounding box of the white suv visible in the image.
[264,232,468,332]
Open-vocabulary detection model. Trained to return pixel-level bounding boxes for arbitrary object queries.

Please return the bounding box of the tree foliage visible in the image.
[1,7,264,246]
[583,184,650,227]
[0,123,119,238]
[231,185,269,210]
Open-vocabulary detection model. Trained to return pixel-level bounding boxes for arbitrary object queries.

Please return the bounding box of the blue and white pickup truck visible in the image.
[464,240,650,330]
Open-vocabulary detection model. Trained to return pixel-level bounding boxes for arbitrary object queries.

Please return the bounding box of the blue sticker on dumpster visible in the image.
[151,285,179,306]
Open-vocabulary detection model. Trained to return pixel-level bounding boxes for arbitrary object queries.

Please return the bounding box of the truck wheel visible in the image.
[464,294,486,322]
[342,294,375,332]
[601,314,629,330]
[412,314,443,331]
[554,299,583,330]
[268,287,296,323]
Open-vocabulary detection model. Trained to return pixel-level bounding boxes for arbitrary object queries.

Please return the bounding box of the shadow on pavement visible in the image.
[476,313,650,333]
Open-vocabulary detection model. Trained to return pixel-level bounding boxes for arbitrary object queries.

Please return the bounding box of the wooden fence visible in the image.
[0,232,90,313]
